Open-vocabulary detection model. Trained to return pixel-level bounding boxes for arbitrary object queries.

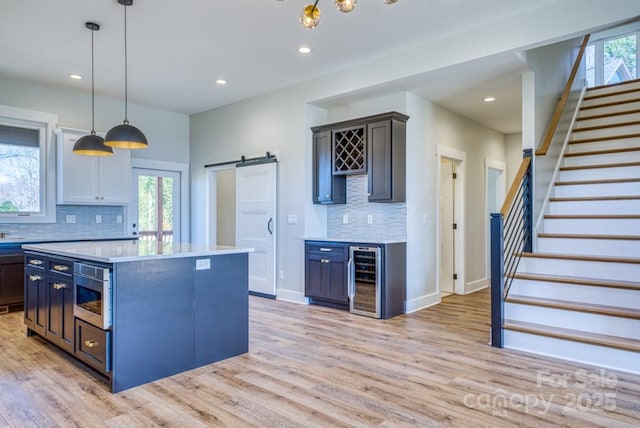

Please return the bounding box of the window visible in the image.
[0,105,57,223]
[586,31,638,87]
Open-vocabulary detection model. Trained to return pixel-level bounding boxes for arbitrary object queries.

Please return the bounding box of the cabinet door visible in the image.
[57,130,100,204]
[24,270,39,329]
[305,253,327,299]
[98,147,132,204]
[46,278,74,354]
[0,255,24,306]
[367,120,392,201]
[32,274,47,337]
[313,131,346,204]
[325,258,348,304]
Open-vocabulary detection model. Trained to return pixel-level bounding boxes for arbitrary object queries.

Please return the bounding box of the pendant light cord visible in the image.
[312,0,319,11]
[91,27,96,133]
[124,2,128,123]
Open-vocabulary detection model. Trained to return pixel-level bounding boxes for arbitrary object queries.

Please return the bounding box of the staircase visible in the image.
[503,78,640,374]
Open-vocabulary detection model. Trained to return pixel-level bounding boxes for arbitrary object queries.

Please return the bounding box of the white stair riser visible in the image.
[518,257,640,282]
[553,182,640,198]
[558,165,640,181]
[504,330,640,375]
[563,151,640,167]
[586,81,640,97]
[576,112,640,129]
[508,279,640,308]
[537,237,640,257]
[548,199,640,215]
[543,218,640,235]
[567,138,640,154]
[505,303,640,340]
[582,92,640,108]
[571,124,640,141]
[580,100,640,116]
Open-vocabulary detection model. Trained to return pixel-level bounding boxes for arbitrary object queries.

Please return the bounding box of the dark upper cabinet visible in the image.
[311,112,408,205]
[367,118,406,203]
[312,130,346,204]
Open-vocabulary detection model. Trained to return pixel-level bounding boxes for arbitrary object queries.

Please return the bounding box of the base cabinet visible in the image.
[76,319,110,374]
[0,252,24,310]
[305,242,349,306]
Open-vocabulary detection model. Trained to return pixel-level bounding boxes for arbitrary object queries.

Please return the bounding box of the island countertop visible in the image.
[22,240,254,263]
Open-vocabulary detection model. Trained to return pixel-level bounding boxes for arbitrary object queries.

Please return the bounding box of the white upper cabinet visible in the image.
[56,128,131,205]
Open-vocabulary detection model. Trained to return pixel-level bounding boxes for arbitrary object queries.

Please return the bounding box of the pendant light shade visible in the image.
[105,0,148,149]
[73,22,113,156]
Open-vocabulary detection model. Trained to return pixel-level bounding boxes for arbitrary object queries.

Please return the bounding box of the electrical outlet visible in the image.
[278,270,284,280]
[95,215,102,224]
[195,258,211,270]
[66,215,76,224]
[116,215,122,224]
[342,214,349,224]
[367,214,373,224]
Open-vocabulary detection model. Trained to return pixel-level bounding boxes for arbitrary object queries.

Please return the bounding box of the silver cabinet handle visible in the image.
[347,257,355,299]
[85,340,98,348]
[52,265,69,272]
[29,275,42,282]
[319,248,332,252]
[320,259,331,264]
[53,283,66,290]
[29,259,43,266]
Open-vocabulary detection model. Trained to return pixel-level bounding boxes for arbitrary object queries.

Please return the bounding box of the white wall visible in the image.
[506,133,524,186]
[0,76,190,164]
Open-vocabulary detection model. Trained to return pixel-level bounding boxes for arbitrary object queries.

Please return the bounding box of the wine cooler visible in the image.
[348,246,381,318]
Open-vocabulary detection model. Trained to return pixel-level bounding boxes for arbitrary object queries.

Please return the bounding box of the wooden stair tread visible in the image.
[519,251,640,264]
[549,195,640,202]
[587,77,640,92]
[537,233,640,241]
[583,87,640,101]
[577,108,640,122]
[510,272,640,290]
[564,146,640,157]
[544,214,640,219]
[503,320,640,352]
[506,295,640,320]
[569,133,640,145]
[581,97,640,111]
[555,177,640,186]
[573,120,640,132]
[559,161,640,171]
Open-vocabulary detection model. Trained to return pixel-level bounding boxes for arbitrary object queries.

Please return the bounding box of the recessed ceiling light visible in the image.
[483,97,496,102]
[69,74,83,80]
[215,79,227,85]
[298,46,312,54]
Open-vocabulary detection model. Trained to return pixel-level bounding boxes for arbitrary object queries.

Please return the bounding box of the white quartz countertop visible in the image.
[304,237,407,244]
[22,240,254,263]
[0,235,136,245]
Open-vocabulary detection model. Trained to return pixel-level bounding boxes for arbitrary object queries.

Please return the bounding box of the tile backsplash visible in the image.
[327,175,406,241]
[1,205,126,239]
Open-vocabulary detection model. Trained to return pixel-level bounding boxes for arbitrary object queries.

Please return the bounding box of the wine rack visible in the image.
[333,126,366,175]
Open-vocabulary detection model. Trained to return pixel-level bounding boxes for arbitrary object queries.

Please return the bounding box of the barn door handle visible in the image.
[267,217,273,235]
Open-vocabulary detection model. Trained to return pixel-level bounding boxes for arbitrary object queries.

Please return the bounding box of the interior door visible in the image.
[439,158,455,295]
[132,168,181,243]
[235,162,277,297]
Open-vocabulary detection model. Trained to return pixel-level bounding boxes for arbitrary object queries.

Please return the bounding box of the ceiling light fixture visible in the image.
[300,0,398,29]
[105,0,148,150]
[69,74,83,80]
[73,22,113,156]
[483,97,496,102]
[298,46,312,54]
[215,79,227,85]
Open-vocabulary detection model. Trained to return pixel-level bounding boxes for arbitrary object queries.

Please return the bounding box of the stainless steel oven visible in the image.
[73,262,112,330]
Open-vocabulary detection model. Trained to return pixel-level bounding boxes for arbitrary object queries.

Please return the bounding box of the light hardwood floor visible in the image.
[1,289,639,427]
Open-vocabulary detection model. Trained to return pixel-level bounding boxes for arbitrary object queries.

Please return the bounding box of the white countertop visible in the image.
[304,237,407,244]
[0,235,136,245]
[23,240,254,263]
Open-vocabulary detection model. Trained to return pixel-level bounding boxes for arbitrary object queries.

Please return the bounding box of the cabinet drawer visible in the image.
[75,319,111,374]
[306,243,348,259]
[48,258,73,277]
[25,253,46,270]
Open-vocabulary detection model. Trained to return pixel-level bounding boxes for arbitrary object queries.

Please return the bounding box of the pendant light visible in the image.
[73,22,113,156]
[105,0,148,149]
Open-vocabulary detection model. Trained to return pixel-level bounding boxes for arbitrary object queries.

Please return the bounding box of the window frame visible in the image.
[0,105,57,223]
[587,30,639,87]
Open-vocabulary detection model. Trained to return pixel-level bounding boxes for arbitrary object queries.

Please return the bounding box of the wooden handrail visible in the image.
[536,34,591,156]
[500,157,531,216]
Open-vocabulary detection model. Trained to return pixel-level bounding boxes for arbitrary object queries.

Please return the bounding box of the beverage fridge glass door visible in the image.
[349,246,381,318]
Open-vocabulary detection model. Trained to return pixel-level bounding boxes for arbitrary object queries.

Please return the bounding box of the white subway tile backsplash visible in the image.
[327,175,406,241]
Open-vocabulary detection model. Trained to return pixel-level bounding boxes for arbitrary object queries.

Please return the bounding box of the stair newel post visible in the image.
[523,149,534,253]
[490,213,505,348]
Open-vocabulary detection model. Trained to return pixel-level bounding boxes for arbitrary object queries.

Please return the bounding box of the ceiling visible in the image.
[0,0,567,133]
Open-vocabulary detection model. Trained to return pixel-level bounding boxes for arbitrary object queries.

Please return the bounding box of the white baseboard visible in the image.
[405,292,441,313]
[276,288,309,305]
[465,278,489,294]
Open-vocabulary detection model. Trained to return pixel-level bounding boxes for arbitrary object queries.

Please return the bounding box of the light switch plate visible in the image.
[66,215,76,224]
[367,214,373,224]
[116,215,123,224]
[196,258,211,270]
[287,214,297,224]
[95,215,102,224]
[342,214,349,224]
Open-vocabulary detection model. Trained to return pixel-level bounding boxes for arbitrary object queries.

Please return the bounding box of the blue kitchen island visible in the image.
[22,240,253,393]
